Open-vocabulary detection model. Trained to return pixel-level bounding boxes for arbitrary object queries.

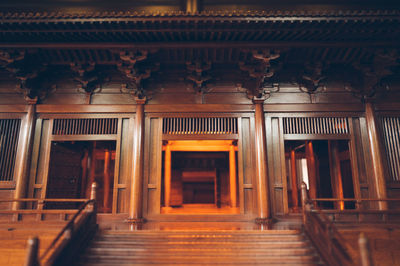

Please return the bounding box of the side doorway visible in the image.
[45,141,116,212]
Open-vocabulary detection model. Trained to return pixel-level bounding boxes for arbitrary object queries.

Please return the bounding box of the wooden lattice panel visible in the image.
[381,117,400,182]
[0,119,21,181]
[163,117,238,135]
[283,117,349,135]
[52,118,118,135]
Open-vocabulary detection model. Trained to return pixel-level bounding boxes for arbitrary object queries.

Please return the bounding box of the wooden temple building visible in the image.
[0,0,400,265]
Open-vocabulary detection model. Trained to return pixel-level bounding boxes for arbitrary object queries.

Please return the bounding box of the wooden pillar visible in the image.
[253,98,271,224]
[328,141,345,210]
[128,98,146,222]
[103,149,111,211]
[80,149,89,198]
[305,141,317,199]
[290,149,299,211]
[14,104,36,209]
[186,0,199,13]
[86,143,96,198]
[229,143,237,208]
[164,142,171,208]
[365,102,388,210]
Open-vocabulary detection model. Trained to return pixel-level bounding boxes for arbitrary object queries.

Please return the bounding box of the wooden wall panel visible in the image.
[144,117,162,216]
[266,116,287,215]
[0,190,13,208]
[118,118,132,185]
[359,117,376,199]
[238,116,255,215]
[115,117,132,213]
[117,189,127,213]
[29,119,52,199]
[352,118,368,185]
[240,117,253,185]
[244,189,253,215]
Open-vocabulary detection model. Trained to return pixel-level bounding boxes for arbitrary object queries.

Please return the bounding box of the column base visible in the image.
[255,217,273,229]
[126,218,146,224]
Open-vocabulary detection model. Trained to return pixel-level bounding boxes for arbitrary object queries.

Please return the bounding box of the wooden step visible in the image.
[80,255,320,264]
[77,230,323,265]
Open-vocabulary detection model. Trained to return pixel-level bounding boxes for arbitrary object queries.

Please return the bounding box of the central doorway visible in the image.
[160,140,239,214]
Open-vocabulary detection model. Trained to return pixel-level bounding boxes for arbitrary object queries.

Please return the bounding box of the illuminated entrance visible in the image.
[161,140,239,214]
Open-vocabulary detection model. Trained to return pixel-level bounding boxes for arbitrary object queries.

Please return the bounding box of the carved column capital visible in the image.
[135,97,147,105]
[252,97,266,105]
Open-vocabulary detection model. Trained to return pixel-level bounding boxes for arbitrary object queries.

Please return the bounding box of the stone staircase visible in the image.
[77,229,324,265]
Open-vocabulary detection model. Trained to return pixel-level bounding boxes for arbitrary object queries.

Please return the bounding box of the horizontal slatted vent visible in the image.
[163,117,238,135]
[283,117,349,135]
[53,118,118,135]
[0,119,21,181]
[381,117,400,181]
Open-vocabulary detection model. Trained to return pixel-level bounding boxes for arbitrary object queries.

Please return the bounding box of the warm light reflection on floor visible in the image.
[160,204,240,214]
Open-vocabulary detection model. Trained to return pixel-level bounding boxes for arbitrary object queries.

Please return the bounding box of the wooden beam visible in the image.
[229,144,237,208]
[164,143,171,208]
[290,149,299,211]
[36,104,136,114]
[103,149,111,212]
[305,141,317,200]
[162,140,237,152]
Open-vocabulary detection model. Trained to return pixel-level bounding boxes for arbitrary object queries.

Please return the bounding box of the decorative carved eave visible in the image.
[0,10,399,45]
[239,49,281,99]
[0,9,399,20]
[0,49,55,103]
[115,49,160,99]
[344,49,400,102]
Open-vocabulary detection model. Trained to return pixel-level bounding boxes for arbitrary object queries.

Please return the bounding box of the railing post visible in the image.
[89,182,98,227]
[359,233,373,266]
[63,227,72,241]
[301,182,309,225]
[24,236,39,266]
[90,182,97,201]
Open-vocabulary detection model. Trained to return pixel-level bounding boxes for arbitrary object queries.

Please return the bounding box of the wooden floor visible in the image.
[161,204,240,214]
[0,221,67,266]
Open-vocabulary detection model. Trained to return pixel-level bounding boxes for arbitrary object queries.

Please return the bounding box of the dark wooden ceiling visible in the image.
[0,11,399,46]
[0,0,398,101]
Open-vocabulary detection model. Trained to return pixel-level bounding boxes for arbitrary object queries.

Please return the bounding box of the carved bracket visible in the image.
[0,49,54,103]
[185,60,212,94]
[116,49,159,99]
[239,49,280,99]
[297,62,327,94]
[344,49,399,102]
[70,62,102,94]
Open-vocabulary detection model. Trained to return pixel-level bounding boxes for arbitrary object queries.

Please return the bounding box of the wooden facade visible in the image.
[0,0,400,227]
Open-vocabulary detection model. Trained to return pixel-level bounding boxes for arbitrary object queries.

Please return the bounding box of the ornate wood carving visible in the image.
[298,62,327,95]
[116,49,159,99]
[239,49,280,99]
[0,50,54,103]
[344,49,399,102]
[185,61,212,93]
[70,62,104,103]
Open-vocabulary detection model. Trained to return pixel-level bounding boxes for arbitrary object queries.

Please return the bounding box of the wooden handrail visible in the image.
[38,199,95,262]
[359,233,373,266]
[310,198,400,202]
[24,182,98,266]
[301,182,374,266]
[24,237,39,266]
[0,198,89,203]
